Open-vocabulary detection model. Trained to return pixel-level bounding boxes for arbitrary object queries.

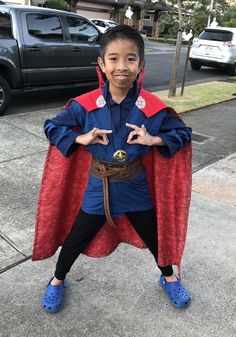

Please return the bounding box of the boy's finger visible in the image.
[98,133,109,143]
[95,129,113,134]
[126,123,138,130]
[97,135,109,145]
[102,134,109,142]
[127,130,137,143]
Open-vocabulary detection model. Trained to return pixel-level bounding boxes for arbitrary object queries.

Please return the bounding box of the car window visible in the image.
[0,13,12,38]
[108,22,117,27]
[26,14,63,41]
[95,20,105,28]
[66,17,99,43]
[198,29,233,42]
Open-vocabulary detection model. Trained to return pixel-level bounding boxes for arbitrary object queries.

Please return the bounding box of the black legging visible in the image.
[54,208,173,280]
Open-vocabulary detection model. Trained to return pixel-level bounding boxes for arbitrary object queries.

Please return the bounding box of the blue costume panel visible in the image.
[44,83,191,216]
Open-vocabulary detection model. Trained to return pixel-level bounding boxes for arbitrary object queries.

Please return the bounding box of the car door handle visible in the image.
[71,47,82,52]
[27,46,41,52]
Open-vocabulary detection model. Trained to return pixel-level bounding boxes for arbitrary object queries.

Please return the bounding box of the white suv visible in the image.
[90,19,118,33]
[189,27,236,75]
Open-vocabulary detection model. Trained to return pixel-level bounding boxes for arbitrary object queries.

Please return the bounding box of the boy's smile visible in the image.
[98,38,144,101]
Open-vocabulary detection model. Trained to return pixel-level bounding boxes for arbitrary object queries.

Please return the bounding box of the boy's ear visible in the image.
[139,60,145,72]
[97,57,105,73]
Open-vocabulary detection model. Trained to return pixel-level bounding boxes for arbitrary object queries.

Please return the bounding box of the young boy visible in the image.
[32,25,192,313]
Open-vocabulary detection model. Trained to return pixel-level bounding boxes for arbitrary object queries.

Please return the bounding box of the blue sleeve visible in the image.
[157,109,192,158]
[44,101,83,157]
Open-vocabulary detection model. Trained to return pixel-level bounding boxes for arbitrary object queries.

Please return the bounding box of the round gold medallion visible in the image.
[112,150,128,162]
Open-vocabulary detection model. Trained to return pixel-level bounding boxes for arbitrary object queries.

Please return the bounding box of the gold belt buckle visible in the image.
[112,150,128,162]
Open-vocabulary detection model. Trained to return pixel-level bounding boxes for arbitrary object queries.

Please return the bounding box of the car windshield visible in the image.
[198,29,233,42]
[108,22,117,27]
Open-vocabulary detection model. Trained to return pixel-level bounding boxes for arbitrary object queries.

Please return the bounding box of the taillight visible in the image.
[223,41,235,47]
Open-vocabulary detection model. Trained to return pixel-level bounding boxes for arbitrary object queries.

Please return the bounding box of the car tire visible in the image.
[190,61,201,71]
[228,64,236,76]
[0,75,12,115]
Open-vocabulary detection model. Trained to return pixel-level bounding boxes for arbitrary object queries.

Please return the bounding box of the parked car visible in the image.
[189,27,236,75]
[90,19,118,33]
[0,5,102,115]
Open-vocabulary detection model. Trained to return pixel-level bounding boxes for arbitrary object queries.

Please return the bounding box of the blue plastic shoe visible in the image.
[160,274,191,308]
[42,278,66,313]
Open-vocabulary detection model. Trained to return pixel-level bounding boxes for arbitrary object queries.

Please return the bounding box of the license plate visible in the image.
[205,46,213,54]
[205,47,214,53]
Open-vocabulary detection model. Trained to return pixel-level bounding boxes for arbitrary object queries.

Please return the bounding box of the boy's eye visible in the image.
[128,58,136,62]
[109,57,117,61]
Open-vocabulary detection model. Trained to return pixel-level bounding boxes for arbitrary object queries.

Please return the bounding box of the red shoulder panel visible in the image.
[64,88,104,112]
[137,88,170,117]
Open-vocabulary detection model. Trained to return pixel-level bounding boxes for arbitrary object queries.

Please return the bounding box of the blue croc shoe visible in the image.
[42,278,66,313]
[160,274,191,309]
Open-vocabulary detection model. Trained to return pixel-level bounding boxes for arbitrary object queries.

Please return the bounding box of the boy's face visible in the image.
[98,38,144,93]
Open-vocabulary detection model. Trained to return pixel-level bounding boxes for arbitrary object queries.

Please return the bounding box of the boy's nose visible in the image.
[116,60,128,70]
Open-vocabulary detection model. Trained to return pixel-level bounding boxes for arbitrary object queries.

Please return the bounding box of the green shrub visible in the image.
[44,0,70,11]
[223,19,236,27]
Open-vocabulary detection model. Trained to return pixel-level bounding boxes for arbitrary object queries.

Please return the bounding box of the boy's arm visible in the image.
[156,109,192,158]
[44,101,83,157]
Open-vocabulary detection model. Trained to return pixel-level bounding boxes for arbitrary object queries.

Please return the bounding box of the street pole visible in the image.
[168,0,183,97]
[181,37,193,96]
[207,0,214,27]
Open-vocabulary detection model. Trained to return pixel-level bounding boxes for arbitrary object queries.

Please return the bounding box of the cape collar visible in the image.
[73,87,169,118]
[66,66,169,117]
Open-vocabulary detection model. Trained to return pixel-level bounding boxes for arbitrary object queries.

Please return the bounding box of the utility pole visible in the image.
[207,0,214,27]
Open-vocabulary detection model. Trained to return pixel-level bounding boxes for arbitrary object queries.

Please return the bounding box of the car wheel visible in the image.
[228,64,236,76]
[0,75,12,115]
[190,61,201,71]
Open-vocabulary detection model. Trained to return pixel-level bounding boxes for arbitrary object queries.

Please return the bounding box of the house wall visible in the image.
[3,0,31,4]
[76,1,112,20]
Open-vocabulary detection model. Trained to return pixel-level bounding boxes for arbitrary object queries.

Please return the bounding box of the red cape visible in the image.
[32,88,192,274]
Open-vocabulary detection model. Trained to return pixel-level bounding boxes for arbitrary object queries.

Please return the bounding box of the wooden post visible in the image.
[181,38,193,96]
[168,30,182,97]
[168,0,183,98]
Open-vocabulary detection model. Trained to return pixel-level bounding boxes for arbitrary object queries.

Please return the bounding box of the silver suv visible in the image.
[189,27,236,75]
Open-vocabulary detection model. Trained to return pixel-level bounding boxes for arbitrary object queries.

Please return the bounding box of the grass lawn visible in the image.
[153,81,236,114]
[228,75,236,81]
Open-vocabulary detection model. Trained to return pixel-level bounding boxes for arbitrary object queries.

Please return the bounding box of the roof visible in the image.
[85,0,172,11]
[205,27,236,33]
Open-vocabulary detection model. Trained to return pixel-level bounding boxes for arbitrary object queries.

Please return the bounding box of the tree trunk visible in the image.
[168,0,184,97]
[138,19,144,32]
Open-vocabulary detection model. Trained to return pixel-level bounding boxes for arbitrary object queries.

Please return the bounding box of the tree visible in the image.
[44,0,70,11]
[64,0,80,12]
[221,5,236,27]
[211,0,229,24]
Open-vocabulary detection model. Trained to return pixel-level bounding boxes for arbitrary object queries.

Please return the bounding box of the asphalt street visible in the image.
[3,41,228,117]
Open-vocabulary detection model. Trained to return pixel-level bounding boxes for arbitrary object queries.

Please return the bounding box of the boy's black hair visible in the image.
[99,25,145,63]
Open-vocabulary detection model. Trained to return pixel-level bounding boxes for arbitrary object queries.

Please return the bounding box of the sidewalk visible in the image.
[0,101,236,337]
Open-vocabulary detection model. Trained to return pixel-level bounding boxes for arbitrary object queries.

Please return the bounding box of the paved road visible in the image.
[4,41,228,116]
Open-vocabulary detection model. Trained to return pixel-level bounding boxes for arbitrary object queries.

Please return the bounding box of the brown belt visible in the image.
[90,157,144,227]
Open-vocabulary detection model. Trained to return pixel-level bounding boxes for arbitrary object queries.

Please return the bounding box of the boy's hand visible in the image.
[75,127,112,146]
[126,123,165,146]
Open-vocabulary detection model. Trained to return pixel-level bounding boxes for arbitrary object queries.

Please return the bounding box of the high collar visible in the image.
[102,80,140,104]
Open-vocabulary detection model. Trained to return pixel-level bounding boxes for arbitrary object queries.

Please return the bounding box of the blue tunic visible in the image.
[44,83,192,216]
